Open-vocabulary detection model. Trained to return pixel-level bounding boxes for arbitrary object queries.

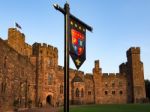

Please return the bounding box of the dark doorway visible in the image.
[46,95,52,105]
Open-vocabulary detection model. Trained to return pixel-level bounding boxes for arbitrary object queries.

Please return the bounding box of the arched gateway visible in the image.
[46,95,52,105]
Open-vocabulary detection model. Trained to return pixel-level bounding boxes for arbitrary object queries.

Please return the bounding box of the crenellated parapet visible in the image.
[127,47,140,57]
[84,73,93,81]
[93,60,102,74]
[119,63,127,74]
[32,42,58,57]
[7,28,25,55]
[58,65,64,71]
[102,73,126,79]
[8,28,25,42]
[7,28,33,57]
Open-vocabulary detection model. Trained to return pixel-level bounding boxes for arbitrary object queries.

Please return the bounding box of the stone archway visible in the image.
[46,95,52,105]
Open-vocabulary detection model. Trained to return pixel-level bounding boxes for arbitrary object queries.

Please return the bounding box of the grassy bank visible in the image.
[59,104,150,112]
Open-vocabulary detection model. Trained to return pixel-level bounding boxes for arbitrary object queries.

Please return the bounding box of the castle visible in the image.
[0,28,146,109]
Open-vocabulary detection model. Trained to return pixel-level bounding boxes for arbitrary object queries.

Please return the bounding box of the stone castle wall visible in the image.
[0,38,35,111]
[0,28,146,110]
[100,73,127,104]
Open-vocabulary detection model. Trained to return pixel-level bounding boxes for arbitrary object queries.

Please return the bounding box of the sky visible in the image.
[0,0,150,79]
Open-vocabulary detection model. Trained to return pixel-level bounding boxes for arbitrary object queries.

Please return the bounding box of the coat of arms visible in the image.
[69,19,86,69]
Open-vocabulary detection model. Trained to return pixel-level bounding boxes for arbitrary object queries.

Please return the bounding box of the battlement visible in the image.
[32,42,58,56]
[32,42,40,47]
[7,28,34,56]
[95,60,100,67]
[94,60,101,69]
[119,63,126,68]
[93,60,102,74]
[85,73,93,80]
[8,28,25,40]
[102,73,125,78]
[58,65,64,71]
[86,73,93,76]
[119,63,127,74]
[77,70,84,74]
[127,47,140,55]
[32,43,58,51]
[25,43,31,47]
[109,73,116,76]
[103,73,109,76]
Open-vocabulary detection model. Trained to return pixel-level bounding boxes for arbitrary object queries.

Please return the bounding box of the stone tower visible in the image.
[7,28,25,55]
[126,47,146,102]
[7,28,32,57]
[93,60,102,104]
[31,42,58,106]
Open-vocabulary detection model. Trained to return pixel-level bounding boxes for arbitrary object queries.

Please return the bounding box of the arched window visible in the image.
[48,74,52,85]
[76,88,80,97]
[105,91,108,95]
[119,90,123,95]
[88,91,91,95]
[60,85,63,94]
[81,89,84,97]
[105,82,108,87]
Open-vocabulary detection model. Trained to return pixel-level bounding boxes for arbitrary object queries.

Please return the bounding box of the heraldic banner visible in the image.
[69,18,86,69]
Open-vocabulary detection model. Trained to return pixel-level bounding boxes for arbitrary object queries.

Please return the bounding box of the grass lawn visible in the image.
[59,104,150,112]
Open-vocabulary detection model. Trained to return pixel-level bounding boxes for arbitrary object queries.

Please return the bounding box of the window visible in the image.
[105,91,108,95]
[81,89,84,97]
[105,82,108,87]
[60,85,63,94]
[48,74,52,85]
[1,82,6,93]
[112,81,115,87]
[119,91,123,95]
[1,82,3,93]
[119,81,122,87]
[112,91,115,95]
[88,91,91,95]
[76,88,80,97]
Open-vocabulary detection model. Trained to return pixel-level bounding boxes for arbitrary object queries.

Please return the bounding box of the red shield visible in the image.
[71,29,85,56]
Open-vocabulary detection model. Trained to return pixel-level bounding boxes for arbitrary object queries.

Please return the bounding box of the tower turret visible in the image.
[93,60,102,74]
[7,28,25,55]
[126,47,146,103]
[93,60,102,103]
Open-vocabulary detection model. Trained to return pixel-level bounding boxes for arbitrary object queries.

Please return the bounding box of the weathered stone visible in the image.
[0,28,146,111]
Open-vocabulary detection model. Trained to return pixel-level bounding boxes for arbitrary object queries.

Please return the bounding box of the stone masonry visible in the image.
[0,28,146,110]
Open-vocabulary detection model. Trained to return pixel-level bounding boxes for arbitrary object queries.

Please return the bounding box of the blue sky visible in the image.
[0,0,150,79]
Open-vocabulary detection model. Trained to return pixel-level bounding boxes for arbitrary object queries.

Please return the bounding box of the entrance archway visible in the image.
[46,95,52,105]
